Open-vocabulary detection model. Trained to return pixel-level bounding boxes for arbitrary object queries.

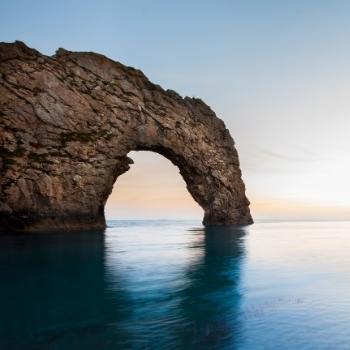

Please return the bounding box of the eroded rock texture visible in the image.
[0,41,252,232]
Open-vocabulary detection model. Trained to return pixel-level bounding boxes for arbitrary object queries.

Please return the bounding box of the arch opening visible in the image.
[105,151,203,221]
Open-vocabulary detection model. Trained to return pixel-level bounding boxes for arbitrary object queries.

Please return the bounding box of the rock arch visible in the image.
[0,41,252,232]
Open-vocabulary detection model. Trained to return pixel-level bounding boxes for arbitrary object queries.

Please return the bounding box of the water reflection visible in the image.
[2,221,350,349]
[103,223,247,349]
[0,230,131,348]
[0,224,247,349]
[176,226,246,349]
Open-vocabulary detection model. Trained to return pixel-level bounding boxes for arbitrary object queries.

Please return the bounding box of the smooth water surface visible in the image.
[1,221,350,349]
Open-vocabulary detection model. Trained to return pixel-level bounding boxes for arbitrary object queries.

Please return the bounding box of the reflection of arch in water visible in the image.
[1,225,247,349]
[175,226,247,349]
[101,224,247,349]
[0,230,134,349]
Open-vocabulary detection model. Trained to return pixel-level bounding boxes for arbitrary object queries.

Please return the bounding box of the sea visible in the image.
[1,220,350,349]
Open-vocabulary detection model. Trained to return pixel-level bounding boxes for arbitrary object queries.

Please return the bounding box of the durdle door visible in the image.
[0,41,253,232]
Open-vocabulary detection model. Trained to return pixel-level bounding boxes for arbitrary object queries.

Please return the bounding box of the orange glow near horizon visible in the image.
[105,151,203,220]
[250,198,350,222]
[105,151,350,222]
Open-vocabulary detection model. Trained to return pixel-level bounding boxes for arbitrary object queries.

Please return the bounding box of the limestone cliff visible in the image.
[0,41,252,232]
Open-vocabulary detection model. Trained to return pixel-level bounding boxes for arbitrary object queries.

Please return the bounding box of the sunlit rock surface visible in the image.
[0,41,252,232]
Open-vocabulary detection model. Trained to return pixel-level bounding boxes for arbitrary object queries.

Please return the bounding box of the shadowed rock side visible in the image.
[0,41,252,232]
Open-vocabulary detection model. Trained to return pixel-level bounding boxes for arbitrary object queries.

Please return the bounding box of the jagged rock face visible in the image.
[0,41,252,232]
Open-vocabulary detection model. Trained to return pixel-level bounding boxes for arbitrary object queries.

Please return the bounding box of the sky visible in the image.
[1,0,350,221]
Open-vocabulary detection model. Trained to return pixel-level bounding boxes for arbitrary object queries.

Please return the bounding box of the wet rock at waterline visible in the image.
[0,41,252,232]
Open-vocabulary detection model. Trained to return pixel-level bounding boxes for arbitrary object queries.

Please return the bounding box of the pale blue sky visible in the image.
[1,1,350,219]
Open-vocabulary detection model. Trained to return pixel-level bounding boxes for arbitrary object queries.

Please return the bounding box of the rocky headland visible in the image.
[0,41,252,232]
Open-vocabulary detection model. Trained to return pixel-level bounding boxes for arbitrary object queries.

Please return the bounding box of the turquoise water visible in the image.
[1,220,350,349]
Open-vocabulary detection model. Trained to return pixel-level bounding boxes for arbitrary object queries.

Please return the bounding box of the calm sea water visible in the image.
[1,220,350,349]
